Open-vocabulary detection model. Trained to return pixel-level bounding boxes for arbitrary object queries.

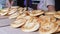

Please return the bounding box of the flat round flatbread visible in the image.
[54,12,60,19]
[29,10,44,16]
[9,12,19,19]
[11,18,27,28]
[39,15,56,23]
[56,20,60,26]
[21,17,40,32]
[11,6,19,9]
[16,12,29,20]
[39,22,58,34]
[45,11,56,16]
[45,11,56,15]
[56,26,60,32]
[55,20,60,32]
[8,9,17,15]
[0,9,8,16]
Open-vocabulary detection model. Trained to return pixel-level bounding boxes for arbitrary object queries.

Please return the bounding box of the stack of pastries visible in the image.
[0,6,60,34]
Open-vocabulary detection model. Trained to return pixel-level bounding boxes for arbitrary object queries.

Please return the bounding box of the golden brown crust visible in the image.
[8,8,17,15]
[29,10,44,16]
[11,18,27,28]
[39,22,58,34]
[56,26,60,32]
[54,12,60,19]
[9,12,19,19]
[21,17,40,32]
[0,9,9,16]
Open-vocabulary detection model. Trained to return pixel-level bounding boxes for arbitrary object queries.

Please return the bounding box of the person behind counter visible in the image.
[37,0,55,11]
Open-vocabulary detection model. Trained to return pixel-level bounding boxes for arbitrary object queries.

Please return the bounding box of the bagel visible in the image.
[21,17,40,32]
[11,18,27,28]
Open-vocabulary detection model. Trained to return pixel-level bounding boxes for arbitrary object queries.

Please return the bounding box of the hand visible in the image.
[48,5,55,11]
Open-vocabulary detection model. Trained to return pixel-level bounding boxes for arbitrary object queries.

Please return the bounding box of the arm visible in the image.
[10,0,14,6]
[6,0,11,8]
[46,0,55,11]
[6,0,14,8]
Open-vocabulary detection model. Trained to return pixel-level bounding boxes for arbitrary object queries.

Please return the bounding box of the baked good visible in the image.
[45,11,56,15]
[8,8,17,15]
[16,11,29,20]
[56,26,60,32]
[29,10,44,16]
[11,6,19,9]
[45,11,56,16]
[21,17,40,32]
[0,9,8,16]
[11,18,27,28]
[39,15,56,23]
[56,20,60,25]
[54,12,60,19]
[39,22,58,34]
[9,12,19,19]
